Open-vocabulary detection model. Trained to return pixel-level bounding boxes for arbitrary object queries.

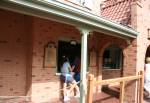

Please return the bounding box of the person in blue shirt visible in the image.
[60,56,80,101]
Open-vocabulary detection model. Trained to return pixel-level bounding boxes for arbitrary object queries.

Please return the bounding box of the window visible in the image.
[69,0,81,4]
[83,0,93,9]
[103,44,123,69]
[68,0,93,9]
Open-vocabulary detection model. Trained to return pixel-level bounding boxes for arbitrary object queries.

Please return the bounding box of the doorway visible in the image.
[57,40,81,72]
[146,45,150,58]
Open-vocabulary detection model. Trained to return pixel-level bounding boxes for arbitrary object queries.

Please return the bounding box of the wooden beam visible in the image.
[96,75,142,85]
[137,72,141,103]
[87,74,94,103]
[119,81,125,103]
[86,71,144,103]
[139,71,144,103]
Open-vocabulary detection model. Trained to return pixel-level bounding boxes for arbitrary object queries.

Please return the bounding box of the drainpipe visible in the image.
[79,28,90,103]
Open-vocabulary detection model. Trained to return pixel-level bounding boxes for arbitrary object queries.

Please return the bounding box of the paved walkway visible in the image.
[65,86,150,103]
[0,86,149,103]
[144,98,150,103]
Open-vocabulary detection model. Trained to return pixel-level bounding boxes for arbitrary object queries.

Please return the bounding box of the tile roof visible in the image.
[101,0,132,26]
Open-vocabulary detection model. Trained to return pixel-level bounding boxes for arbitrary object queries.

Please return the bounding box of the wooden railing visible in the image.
[87,71,144,103]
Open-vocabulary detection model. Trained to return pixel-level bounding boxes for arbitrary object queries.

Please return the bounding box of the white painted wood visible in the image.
[79,28,90,103]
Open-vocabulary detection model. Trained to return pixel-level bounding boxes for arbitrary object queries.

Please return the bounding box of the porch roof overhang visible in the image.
[0,0,139,39]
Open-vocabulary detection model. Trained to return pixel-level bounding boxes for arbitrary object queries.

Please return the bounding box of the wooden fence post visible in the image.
[139,71,144,103]
[87,74,94,103]
[119,81,125,103]
[137,72,140,103]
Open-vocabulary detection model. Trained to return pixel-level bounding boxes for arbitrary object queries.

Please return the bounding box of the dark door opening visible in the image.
[145,45,150,63]
[146,46,150,58]
[57,40,81,72]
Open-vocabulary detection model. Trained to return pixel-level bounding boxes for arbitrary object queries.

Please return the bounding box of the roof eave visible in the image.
[0,0,139,39]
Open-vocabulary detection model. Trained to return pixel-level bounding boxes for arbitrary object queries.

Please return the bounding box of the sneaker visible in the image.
[64,96,70,101]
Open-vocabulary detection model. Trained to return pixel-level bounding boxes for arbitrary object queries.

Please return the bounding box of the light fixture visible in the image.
[148,28,150,40]
[70,40,77,45]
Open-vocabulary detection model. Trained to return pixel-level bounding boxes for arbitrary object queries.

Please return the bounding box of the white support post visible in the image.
[79,28,90,103]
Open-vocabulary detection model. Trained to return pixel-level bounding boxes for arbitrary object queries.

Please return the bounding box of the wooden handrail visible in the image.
[87,71,144,103]
[95,75,142,85]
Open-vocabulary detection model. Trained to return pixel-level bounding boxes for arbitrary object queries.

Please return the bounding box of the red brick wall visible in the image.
[0,9,31,96]
[88,33,126,78]
[131,1,150,72]
[31,17,81,102]
[125,1,150,102]
[98,34,127,77]
[97,34,138,102]
[102,70,121,79]
[0,7,146,102]
[30,17,128,102]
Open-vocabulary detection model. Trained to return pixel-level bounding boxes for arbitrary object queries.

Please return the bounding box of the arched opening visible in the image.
[102,44,123,70]
[144,45,150,99]
[146,45,150,59]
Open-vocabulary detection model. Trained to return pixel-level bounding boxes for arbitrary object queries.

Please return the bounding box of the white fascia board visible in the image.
[0,0,139,39]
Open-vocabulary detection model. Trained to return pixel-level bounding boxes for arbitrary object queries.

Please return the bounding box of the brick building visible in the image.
[0,0,149,103]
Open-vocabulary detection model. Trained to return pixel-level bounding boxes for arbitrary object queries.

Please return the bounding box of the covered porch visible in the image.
[0,0,140,103]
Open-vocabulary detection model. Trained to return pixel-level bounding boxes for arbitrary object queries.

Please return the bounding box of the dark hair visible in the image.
[62,56,68,63]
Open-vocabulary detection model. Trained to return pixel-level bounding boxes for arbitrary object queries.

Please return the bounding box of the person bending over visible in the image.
[60,56,80,101]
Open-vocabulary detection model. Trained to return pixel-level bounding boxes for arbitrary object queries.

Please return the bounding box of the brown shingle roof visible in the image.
[101,0,132,26]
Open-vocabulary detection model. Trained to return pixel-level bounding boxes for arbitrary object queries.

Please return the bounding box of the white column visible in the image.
[79,28,90,103]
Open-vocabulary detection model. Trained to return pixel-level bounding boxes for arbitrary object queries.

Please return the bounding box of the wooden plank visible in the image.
[96,75,142,85]
[119,81,125,103]
[137,72,140,103]
[86,71,143,103]
[87,74,94,103]
[139,71,144,103]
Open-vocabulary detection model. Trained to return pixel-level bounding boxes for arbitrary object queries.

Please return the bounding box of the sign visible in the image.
[44,42,56,68]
